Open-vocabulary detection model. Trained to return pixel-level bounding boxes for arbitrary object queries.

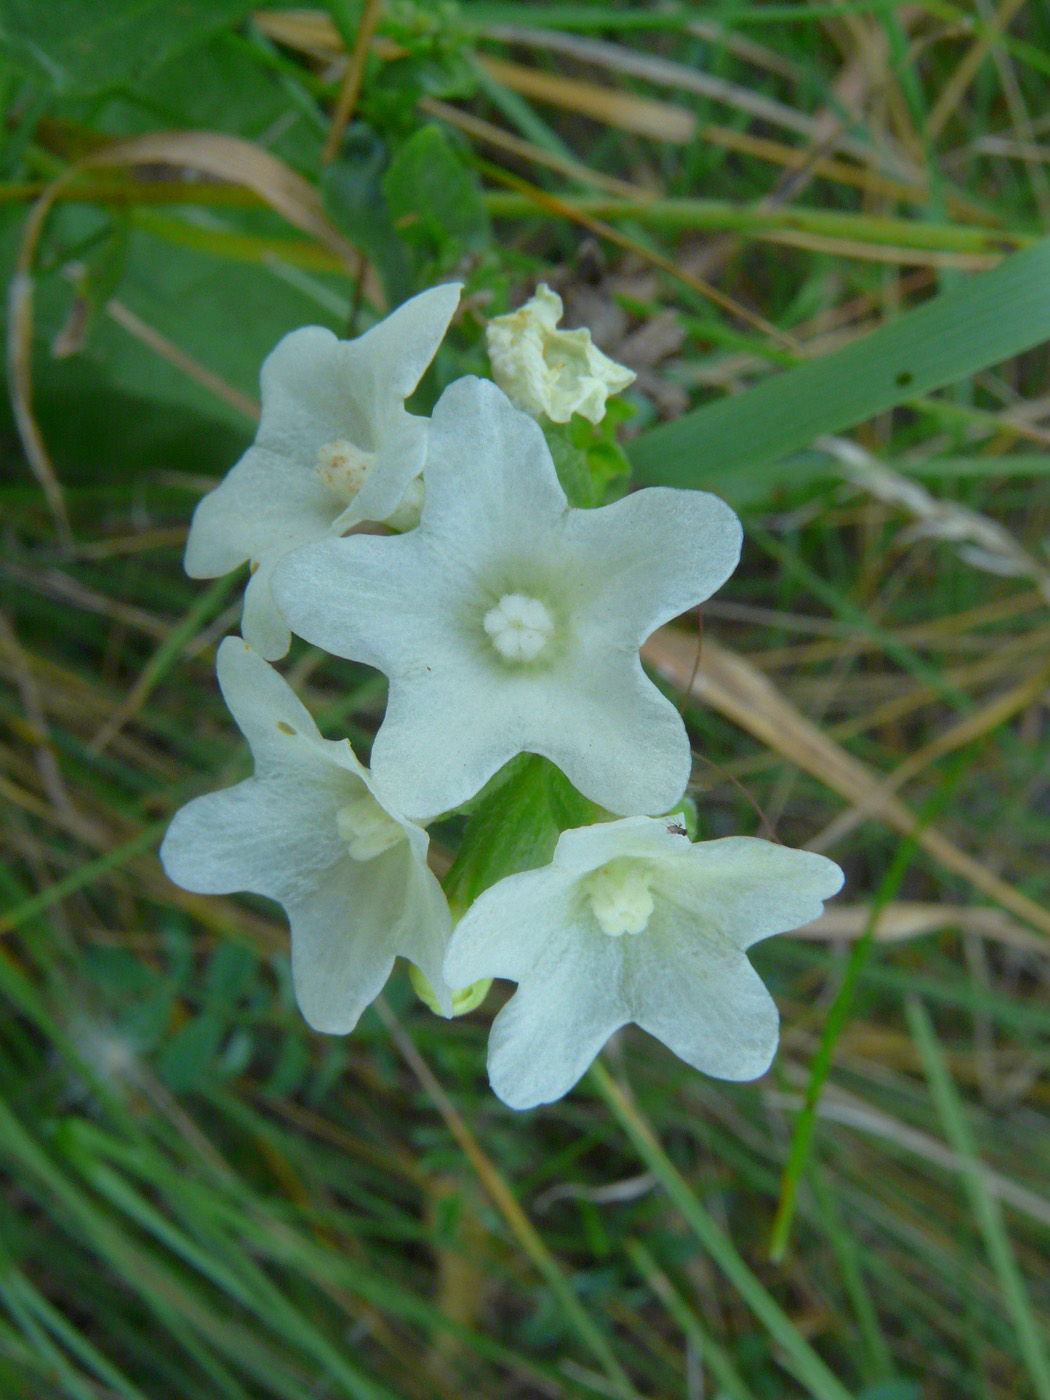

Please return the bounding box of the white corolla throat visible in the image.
[483,592,555,662]
[315,438,376,504]
[585,858,654,936]
[336,793,407,860]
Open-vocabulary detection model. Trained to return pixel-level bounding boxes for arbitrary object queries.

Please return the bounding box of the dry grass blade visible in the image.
[419,97,653,200]
[7,271,72,547]
[372,998,643,1400]
[643,627,1050,940]
[105,300,260,422]
[478,21,920,183]
[256,12,695,144]
[811,662,1050,850]
[767,1079,1050,1232]
[8,130,359,547]
[55,131,359,262]
[822,435,1050,603]
[795,900,1049,956]
[925,0,1030,142]
[482,165,796,349]
[322,0,385,164]
[475,55,695,144]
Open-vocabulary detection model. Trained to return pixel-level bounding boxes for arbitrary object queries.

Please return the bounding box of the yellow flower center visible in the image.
[315,438,375,504]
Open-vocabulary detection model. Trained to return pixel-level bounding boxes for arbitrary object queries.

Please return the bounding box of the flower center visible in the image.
[335,794,405,861]
[482,593,555,662]
[584,860,654,937]
[316,437,376,504]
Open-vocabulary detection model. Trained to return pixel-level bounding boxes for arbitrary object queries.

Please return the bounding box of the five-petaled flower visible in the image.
[443,817,844,1109]
[486,283,635,424]
[184,283,461,660]
[270,375,742,821]
[160,637,453,1029]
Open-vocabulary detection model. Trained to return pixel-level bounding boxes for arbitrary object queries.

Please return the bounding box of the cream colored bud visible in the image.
[486,284,635,424]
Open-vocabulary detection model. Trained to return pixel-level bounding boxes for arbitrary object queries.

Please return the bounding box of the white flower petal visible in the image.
[624,911,780,1080]
[287,841,435,1033]
[285,854,400,1033]
[443,865,580,987]
[213,635,339,770]
[530,647,691,815]
[275,376,743,819]
[487,970,628,1110]
[160,780,325,900]
[367,659,513,819]
[183,286,461,658]
[184,446,335,580]
[160,640,453,1025]
[551,814,687,871]
[444,817,843,1108]
[239,563,292,661]
[565,486,742,643]
[655,837,846,949]
[343,281,464,408]
[421,375,569,559]
[271,531,458,677]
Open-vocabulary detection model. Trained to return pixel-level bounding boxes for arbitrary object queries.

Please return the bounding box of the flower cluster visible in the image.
[162,283,843,1109]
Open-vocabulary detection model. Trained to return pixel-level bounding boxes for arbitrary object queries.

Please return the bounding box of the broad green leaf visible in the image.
[442,755,561,916]
[382,124,490,276]
[442,755,602,922]
[97,31,300,155]
[628,235,1050,493]
[322,126,414,306]
[0,0,260,97]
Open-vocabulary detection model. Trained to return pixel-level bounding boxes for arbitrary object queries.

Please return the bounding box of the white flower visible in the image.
[184,283,462,660]
[159,637,453,1029]
[486,283,635,423]
[271,376,742,821]
[444,818,844,1110]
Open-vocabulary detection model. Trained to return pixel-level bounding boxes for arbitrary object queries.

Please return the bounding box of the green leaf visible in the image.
[0,0,259,97]
[627,235,1050,494]
[157,1013,224,1093]
[544,412,632,508]
[442,756,562,916]
[907,998,1050,1400]
[322,125,414,307]
[382,124,490,276]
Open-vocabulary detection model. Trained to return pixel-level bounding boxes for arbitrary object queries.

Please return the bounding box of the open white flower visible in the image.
[184,283,462,660]
[159,637,453,1029]
[486,283,635,423]
[444,818,844,1110]
[271,376,742,821]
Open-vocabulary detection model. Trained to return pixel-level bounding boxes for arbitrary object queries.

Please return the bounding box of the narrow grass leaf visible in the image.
[590,1060,854,1400]
[0,821,166,936]
[770,754,966,1261]
[906,998,1050,1400]
[625,1238,759,1400]
[627,235,1050,490]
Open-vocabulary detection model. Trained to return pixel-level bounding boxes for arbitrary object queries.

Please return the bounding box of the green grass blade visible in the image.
[626,1238,759,1400]
[770,755,968,1260]
[0,821,166,936]
[906,998,1050,1400]
[627,235,1050,489]
[590,1060,855,1400]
